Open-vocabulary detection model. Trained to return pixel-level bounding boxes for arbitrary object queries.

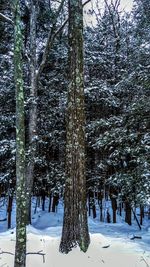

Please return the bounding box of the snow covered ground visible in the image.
[0,198,150,267]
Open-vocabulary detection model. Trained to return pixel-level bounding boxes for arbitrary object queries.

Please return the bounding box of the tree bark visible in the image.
[13,1,27,266]
[125,201,132,225]
[111,197,117,223]
[26,0,38,225]
[59,0,90,254]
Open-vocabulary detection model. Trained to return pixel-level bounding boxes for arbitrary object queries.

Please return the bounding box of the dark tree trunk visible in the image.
[59,0,90,254]
[13,1,27,266]
[91,195,96,219]
[140,205,144,225]
[125,201,132,225]
[99,198,103,222]
[34,196,39,214]
[7,195,13,229]
[106,209,111,223]
[148,208,150,220]
[111,197,117,223]
[48,194,52,212]
[52,194,59,213]
[88,191,96,218]
[119,202,122,216]
[41,189,46,211]
[92,201,96,219]
[98,192,103,222]
[88,192,91,216]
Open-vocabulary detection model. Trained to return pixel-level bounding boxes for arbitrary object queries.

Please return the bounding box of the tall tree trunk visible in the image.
[59,0,90,254]
[26,0,38,224]
[13,1,27,266]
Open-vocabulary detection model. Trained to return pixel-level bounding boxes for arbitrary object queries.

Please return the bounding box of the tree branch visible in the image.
[141,256,150,267]
[26,250,45,263]
[0,12,13,24]
[36,0,66,80]
[0,250,14,255]
[36,0,91,79]
[83,0,91,7]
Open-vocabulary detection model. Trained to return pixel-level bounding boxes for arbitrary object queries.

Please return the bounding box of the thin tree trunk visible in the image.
[119,202,122,216]
[111,197,117,223]
[41,190,46,211]
[125,201,132,225]
[88,192,91,216]
[59,0,90,253]
[13,1,27,266]
[140,205,144,225]
[98,192,103,222]
[52,194,59,212]
[48,194,52,212]
[99,198,103,222]
[88,190,96,218]
[7,195,13,229]
[26,0,38,225]
[26,0,68,223]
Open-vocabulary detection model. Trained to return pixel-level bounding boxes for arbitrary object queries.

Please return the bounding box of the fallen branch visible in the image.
[102,245,110,248]
[0,250,14,256]
[130,235,142,240]
[141,256,150,267]
[26,250,45,263]
[0,218,7,222]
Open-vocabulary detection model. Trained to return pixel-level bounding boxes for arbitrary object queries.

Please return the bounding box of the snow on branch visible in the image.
[0,12,13,25]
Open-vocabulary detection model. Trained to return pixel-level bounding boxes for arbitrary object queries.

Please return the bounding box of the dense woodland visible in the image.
[0,0,150,266]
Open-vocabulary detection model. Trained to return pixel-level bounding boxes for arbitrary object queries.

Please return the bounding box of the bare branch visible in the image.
[83,0,91,7]
[36,0,91,79]
[141,256,150,267]
[0,12,13,25]
[114,0,121,10]
[26,250,45,263]
[36,0,66,79]
[0,250,14,255]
